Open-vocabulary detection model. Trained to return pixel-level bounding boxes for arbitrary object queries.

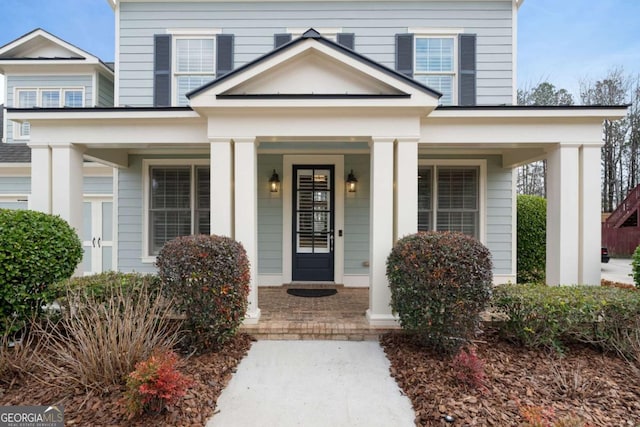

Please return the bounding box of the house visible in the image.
[1,0,627,326]
[0,28,115,274]
[602,184,640,256]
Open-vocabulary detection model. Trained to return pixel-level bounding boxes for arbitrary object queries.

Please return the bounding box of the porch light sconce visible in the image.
[346,170,358,193]
[269,169,281,193]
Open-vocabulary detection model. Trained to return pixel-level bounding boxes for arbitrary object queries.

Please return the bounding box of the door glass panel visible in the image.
[83,202,92,241]
[102,202,113,240]
[102,246,113,272]
[295,168,331,254]
[82,248,92,274]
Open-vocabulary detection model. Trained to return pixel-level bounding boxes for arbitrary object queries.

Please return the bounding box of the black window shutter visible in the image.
[337,33,355,50]
[153,34,172,107]
[216,34,234,76]
[395,34,414,77]
[458,33,477,106]
[274,33,292,48]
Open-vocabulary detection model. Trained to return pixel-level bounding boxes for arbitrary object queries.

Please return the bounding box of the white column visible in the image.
[28,143,52,213]
[546,144,580,285]
[579,144,602,285]
[210,139,233,236]
[234,138,260,324]
[51,143,84,234]
[395,138,418,240]
[51,143,85,276]
[366,138,396,326]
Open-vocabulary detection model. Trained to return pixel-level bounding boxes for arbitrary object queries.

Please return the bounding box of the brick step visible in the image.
[240,324,400,341]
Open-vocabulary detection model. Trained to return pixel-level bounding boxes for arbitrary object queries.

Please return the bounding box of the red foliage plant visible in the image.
[125,350,192,416]
[451,347,488,393]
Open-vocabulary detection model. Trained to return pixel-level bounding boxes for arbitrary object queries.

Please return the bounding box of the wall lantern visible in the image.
[346,169,358,193]
[269,169,281,193]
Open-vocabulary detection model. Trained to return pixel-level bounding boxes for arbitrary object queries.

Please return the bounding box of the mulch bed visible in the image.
[0,334,253,426]
[381,329,640,426]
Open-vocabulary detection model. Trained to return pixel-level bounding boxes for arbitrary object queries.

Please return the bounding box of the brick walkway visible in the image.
[240,286,400,340]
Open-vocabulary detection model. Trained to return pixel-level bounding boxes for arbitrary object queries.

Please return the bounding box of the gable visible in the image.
[0,29,94,61]
[189,31,440,110]
[227,49,404,96]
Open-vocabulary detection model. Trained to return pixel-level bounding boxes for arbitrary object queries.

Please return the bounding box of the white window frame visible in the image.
[13,87,85,140]
[142,158,210,262]
[170,31,219,106]
[418,159,487,244]
[412,31,459,106]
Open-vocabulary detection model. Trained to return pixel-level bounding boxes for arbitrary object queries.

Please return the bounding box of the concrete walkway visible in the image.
[206,341,415,427]
[601,258,634,285]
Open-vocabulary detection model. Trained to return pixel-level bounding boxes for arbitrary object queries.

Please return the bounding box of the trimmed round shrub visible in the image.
[156,234,250,352]
[517,195,547,284]
[0,209,82,332]
[386,231,493,353]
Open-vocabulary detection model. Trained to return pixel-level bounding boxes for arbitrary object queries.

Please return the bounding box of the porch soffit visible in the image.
[188,31,440,111]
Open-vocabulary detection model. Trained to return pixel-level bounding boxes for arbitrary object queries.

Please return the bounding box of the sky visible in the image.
[0,0,639,103]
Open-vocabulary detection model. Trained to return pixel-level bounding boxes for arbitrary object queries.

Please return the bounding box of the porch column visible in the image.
[546,144,580,285]
[210,139,233,236]
[366,137,396,326]
[234,138,260,324]
[28,143,51,213]
[395,138,419,240]
[51,143,85,275]
[579,144,602,285]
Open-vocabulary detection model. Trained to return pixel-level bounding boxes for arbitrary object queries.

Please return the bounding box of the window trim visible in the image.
[142,158,209,262]
[13,87,85,139]
[171,34,217,106]
[418,159,486,243]
[413,33,459,106]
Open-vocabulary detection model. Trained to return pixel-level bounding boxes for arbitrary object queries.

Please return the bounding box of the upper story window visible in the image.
[14,87,84,138]
[414,37,456,105]
[174,37,215,106]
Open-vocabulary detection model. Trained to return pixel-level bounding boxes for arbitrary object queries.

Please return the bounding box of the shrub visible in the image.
[451,347,488,393]
[493,284,640,353]
[53,271,162,306]
[156,234,250,352]
[125,350,192,416]
[386,231,493,353]
[0,318,42,384]
[31,280,180,393]
[0,209,82,332]
[632,245,640,287]
[517,195,547,284]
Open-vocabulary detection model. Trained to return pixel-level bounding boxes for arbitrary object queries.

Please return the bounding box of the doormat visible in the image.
[286,288,337,298]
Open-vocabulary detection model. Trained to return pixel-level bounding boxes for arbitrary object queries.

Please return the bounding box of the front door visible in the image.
[82,198,114,275]
[292,165,335,281]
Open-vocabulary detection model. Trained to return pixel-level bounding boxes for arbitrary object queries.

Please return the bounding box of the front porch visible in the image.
[240,286,400,340]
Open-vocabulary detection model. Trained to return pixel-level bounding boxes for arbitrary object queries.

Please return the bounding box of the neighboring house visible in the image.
[3,0,627,326]
[602,185,640,256]
[0,29,115,275]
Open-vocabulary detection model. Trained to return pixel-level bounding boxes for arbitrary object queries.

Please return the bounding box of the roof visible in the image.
[0,28,113,76]
[0,142,31,163]
[187,28,442,100]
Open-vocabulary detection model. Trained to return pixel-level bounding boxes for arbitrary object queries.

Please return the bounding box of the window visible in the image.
[414,37,455,105]
[14,87,84,138]
[418,163,482,238]
[147,163,210,255]
[174,38,215,106]
[16,90,37,138]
